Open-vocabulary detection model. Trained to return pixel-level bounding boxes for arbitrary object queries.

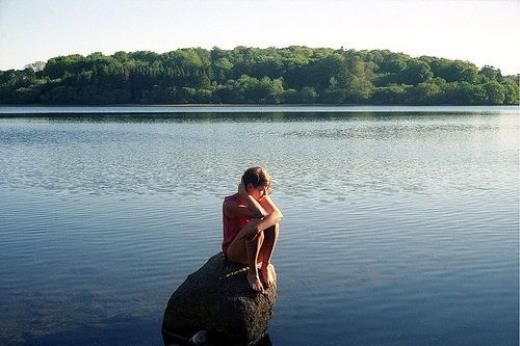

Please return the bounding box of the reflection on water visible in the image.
[0,105,518,115]
[0,110,518,345]
[163,329,272,346]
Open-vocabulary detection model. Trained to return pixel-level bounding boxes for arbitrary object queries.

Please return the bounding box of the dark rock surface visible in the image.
[162,252,277,346]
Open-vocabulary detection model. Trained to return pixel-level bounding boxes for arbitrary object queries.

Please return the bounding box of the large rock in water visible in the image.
[162,252,277,346]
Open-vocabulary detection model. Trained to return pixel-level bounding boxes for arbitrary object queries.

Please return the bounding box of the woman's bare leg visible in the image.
[245,231,265,293]
[259,223,279,288]
[225,219,266,293]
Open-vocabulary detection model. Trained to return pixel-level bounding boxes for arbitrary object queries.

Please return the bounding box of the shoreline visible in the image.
[0,103,519,107]
[0,104,518,116]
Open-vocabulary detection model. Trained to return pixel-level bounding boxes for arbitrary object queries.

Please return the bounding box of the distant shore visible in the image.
[2,48,518,106]
[0,104,518,117]
[1,103,519,107]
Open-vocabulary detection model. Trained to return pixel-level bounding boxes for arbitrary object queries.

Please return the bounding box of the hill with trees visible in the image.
[0,46,518,105]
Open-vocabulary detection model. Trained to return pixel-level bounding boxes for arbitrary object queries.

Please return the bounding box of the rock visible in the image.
[162,252,277,346]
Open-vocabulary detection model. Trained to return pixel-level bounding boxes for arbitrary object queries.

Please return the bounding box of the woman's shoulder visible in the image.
[224,193,239,203]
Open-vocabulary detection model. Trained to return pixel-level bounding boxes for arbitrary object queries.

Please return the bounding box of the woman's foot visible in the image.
[260,264,276,289]
[247,270,265,294]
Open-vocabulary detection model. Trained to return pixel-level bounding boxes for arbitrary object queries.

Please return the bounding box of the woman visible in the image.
[222,167,283,294]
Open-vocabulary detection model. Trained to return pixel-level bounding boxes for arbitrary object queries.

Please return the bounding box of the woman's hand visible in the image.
[238,181,268,218]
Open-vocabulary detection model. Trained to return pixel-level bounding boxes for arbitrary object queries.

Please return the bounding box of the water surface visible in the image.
[0,108,518,345]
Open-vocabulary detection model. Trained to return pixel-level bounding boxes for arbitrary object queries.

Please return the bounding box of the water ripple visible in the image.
[0,112,518,345]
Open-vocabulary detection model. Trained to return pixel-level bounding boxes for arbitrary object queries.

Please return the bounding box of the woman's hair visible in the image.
[242,166,272,192]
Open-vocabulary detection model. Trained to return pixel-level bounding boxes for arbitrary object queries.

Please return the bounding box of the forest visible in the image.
[0,46,518,105]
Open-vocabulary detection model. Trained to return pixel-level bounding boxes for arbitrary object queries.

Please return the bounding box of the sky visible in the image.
[0,0,519,74]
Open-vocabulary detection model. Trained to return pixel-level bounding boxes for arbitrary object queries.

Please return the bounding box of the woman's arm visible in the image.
[257,195,283,231]
[259,195,282,216]
[223,183,268,218]
[223,199,265,219]
[242,194,268,217]
[238,182,268,217]
[238,195,283,241]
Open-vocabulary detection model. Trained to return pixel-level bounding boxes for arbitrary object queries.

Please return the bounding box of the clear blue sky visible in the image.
[1,0,519,74]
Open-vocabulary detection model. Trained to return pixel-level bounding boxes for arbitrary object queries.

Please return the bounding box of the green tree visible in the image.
[296,86,318,104]
[0,46,517,105]
[319,88,347,104]
[501,78,519,105]
[443,82,487,105]
[410,82,442,105]
[478,65,502,82]
[400,60,433,85]
[482,80,505,104]
[372,84,411,104]
[430,59,478,83]
[345,76,374,103]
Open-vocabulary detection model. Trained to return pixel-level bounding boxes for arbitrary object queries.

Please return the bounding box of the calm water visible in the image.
[0,107,518,345]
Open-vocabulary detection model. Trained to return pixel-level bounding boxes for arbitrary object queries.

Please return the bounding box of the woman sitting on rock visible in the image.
[222,166,283,294]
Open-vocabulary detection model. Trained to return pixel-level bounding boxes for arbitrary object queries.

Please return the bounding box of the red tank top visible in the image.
[222,194,250,253]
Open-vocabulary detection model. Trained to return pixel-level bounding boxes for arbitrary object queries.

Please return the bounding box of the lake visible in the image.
[0,106,518,345]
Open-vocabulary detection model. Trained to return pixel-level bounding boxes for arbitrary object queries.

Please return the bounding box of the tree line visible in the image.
[0,46,518,105]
